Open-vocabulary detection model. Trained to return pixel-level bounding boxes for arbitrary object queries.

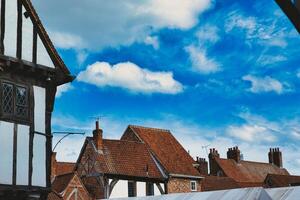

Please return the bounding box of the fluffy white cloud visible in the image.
[227,124,276,143]
[242,75,284,94]
[77,62,183,94]
[142,0,212,29]
[32,0,213,50]
[196,25,220,43]
[257,55,287,66]
[144,36,159,49]
[186,45,221,74]
[56,83,74,98]
[49,31,85,49]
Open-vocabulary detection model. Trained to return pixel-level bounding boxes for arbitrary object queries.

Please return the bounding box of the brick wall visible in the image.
[167,178,202,193]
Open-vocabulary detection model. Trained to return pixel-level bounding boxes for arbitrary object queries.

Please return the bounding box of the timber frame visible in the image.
[0,0,74,199]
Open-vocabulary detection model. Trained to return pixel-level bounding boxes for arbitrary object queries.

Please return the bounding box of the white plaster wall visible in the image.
[0,121,14,185]
[109,180,163,198]
[37,36,55,68]
[32,134,46,187]
[4,0,17,57]
[110,180,128,198]
[16,124,29,185]
[154,183,164,196]
[22,5,33,62]
[32,86,46,187]
[136,182,146,197]
[33,86,45,133]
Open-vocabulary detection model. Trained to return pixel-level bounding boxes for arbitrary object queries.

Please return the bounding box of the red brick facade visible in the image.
[167,178,202,193]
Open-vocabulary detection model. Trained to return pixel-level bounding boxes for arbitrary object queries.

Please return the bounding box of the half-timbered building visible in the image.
[0,0,73,199]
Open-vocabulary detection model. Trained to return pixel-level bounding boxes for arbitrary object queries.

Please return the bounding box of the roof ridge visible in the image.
[103,138,144,144]
[129,125,171,133]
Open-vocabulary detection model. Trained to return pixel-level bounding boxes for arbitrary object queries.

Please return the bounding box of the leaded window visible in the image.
[1,81,29,120]
[2,83,14,114]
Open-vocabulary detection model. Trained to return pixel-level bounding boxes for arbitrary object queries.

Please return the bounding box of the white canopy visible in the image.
[109,186,300,200]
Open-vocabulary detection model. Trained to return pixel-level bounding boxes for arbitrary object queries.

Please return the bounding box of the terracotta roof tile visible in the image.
[201,176,240,191]
[47,191,63,200]
[56,162,75,176]
[123,125,201,177]
[52,173,75,193]
[89,138,164,180]
[216,158,289,183]
[265,174,300,188]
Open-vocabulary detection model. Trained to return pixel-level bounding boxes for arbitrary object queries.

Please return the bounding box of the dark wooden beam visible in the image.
[0,0,5,54]
[275,0,300,34]
[32,28,37,64]
[17,0,22,59]
[13,124,18,186]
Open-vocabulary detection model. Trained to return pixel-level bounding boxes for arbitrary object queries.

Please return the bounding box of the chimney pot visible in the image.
[227,146,241,163]
[269,147,282,168]
[93,121,104,151]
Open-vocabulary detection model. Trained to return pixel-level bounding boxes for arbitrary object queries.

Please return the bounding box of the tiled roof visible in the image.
[89,138,164,180]
[201,176,240,191]
[56,162,75,176]
[216,158,289,183]
[264,174,300,188]
[123,125,201,177]
[47,191,63,200]
[52,173,75,193]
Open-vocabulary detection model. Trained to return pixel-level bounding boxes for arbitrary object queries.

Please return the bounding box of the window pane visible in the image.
[146,183,154,196]
[128,181,136,197]
[2,83,14,114]
[16,86,28,118]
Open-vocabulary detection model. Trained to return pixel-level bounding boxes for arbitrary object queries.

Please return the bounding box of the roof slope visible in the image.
[52,173,74,193]
[88,138,164,180]
[216,158,289,183]
[265,174,300,188]
[56,162,75,176]
[123,125,201,177]
[202,176,240,191]
[22,0,72,78]
[47,191,63,200]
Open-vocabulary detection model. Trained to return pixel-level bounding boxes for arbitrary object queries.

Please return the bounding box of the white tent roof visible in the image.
[109,186,300,200]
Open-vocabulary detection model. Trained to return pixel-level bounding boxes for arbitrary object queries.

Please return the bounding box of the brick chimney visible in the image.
[268,148,283,168]
[195,157,208,175]
[51,152,57,181]
[227,146,241,163]
[93,121,103,150]
[208,148,220,175]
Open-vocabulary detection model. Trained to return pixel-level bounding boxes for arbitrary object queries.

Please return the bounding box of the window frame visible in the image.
[190,181,197,192]
[146,182,154,196]
[128,181,137,197]
[0,79,31,124]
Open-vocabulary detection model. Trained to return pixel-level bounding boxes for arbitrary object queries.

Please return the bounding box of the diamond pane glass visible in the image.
[2,83,13,114]
[16,86,28,117]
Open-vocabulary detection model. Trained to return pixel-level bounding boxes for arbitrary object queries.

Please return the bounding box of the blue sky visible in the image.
[32,0,300,173]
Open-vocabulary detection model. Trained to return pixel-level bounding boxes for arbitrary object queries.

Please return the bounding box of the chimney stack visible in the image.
[93,121,103,150]
[196,157,208,175]
[268,148,283,168]
[208,148,220,176]
[227,146,241,163]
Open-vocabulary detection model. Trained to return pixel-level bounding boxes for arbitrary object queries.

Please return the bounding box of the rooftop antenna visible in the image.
[202,144,211,156]
[52,131,85,151]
